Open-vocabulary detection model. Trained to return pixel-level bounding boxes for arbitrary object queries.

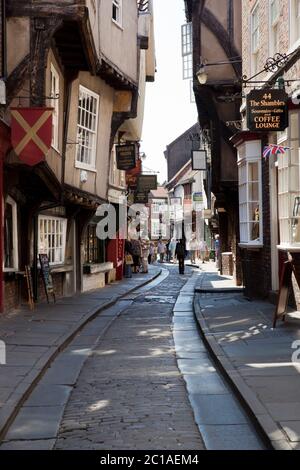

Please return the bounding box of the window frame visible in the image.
[75,85,99,172]
[269,0,280,57]
[151,219,167,239]
[84,224,100,265]
[112,0,123,28]
[238,141,263,247]
[290,0,300,49]
[38,215,67,266]
[50,63,60,152]
[3,196,19,272]
[250,2,260,76]
[151,200,166,214]
[181,23,193,80]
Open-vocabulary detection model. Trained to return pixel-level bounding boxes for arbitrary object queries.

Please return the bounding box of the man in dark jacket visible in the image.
[175,239,185,275]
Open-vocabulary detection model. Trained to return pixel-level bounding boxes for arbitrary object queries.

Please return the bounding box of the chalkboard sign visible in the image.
[39,254,56,303]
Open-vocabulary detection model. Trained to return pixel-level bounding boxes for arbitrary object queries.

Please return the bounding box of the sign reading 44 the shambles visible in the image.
[247,89,289,132]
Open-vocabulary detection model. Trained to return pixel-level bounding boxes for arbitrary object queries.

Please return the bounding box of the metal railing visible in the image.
[137,0,150,13]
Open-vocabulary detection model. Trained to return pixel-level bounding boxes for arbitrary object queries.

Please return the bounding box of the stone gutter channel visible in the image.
[0,267,164,447]
[173,273,270,451]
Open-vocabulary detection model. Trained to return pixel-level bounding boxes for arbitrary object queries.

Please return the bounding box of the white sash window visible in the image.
[237,140,263,246]
[112,0,122,27]
[50,64,60,151]
[38,216,67,265]
[76,85,99,170]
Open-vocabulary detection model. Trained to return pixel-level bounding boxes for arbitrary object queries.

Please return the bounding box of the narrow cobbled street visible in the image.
[55,265,205,450]
[0,264,268,451]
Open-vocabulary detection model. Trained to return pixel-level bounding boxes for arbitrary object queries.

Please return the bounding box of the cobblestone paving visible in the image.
[55,265,205,450]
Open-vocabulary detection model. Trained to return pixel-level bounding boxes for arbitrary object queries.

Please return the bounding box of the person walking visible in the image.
[131,238,142,273]
[190,236,197,264]
[169,238,177,262]
[166,239,171,262]
[215,234,220,268]
[141,237,150,273]
[157,238,166,263]
[175,239,186,275]
[124,239,133,278]
[199,239,208,264]
[148,242,154,264]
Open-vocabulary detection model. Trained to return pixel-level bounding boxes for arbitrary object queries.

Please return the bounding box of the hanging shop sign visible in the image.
[116,143,137,171]
[193,192,203,203]
[11,108,53,166]
[134,190,149,204]
[192,150,207,170]
[126,158,142,189]
[246,89,288,132]
[137,175,158,192]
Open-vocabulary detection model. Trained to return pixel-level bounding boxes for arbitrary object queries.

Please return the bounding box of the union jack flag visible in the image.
[262,144,290,159]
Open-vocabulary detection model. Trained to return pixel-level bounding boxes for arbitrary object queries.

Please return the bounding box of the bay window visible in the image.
[38,215,67,265]
[277,111,300,247]
[238,141,263,246]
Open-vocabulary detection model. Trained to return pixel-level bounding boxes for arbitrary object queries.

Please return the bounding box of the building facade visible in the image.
[235,0,300,300]
[165,124,211,250]
[1,0,155,312]
[184,0,243,284]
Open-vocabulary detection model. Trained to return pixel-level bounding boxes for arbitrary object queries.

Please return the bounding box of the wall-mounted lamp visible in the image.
[196,66,208,85]
[196,58,242,85]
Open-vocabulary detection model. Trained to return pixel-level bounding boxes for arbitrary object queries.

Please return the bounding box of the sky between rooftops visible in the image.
[140,0,197,184]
